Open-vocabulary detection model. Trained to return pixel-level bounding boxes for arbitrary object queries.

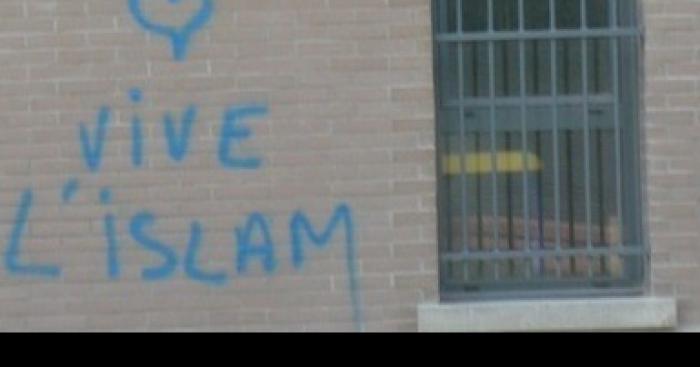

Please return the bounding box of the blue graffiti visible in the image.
[127,0,214,61]
[62,178,80,204]
[130,88,145,168]
[235,213,278,275]
[290,204,363,331]
[79,107,112,173]
[103,214,120,280]
[4,0,367,329]
[78,90,267,173]
[184,221,228,286]
[100,188,113,205]
[8,186,364,330]
[91,205,356,297]
[130,212,179,281]
[4,189,62,279]
[218,105,267,170]
[164,105,197,162]
[11,78,364,329]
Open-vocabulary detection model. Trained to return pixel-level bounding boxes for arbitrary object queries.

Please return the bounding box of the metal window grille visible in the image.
[433,0,646,299]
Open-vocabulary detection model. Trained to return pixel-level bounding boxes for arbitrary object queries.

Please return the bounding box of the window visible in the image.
[433,0,646,299]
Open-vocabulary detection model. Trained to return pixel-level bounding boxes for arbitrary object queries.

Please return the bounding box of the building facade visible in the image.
[0,0,693,332]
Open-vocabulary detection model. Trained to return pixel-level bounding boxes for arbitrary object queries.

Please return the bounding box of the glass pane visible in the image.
[444,119,467,252]
[436,0,458,33]
[461,108,490,252]
[495,41,520,97]
[524,0,551,30]
[525,106,553,252]
[493,107,526,254]
[463,42,490,97]
[526,40,552,96]
[557,39,583,95]
[618,0,637,27]
[588,102,619,249]
[556,105,586,251]
[438,43,459,102]
[467,130,489,254]
[494,0,519,31]
[556,0,582,29]
[462,0,488,32]
[587,0,610,28]
[587,38,612,94]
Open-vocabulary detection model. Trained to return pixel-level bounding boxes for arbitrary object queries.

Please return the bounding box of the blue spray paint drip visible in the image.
[5,189,62,279]
[62,178,80,204]
[290,204,364,332]
[127,0,214,61]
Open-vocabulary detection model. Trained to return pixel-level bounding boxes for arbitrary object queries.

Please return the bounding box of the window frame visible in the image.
[431,0,649,302]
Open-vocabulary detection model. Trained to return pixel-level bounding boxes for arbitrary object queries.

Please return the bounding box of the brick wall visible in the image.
[0,0,438,331]
[644,0,700,329]
[6,0,698,333]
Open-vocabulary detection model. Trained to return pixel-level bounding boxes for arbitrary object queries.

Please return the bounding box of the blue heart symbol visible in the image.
[128,0,214,61]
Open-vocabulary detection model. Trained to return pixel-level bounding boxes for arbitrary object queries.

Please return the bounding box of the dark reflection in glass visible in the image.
[587,0,610,28]
[557,0,582,29]
[557,39,583,95]
[526,40,552,96]
[524,0,551,30]
[494,0,519,31]
[462,0,488,32]
[463,43,491,97]
[495,41,520,97]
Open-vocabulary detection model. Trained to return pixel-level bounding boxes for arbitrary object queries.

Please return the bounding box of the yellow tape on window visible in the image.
[442,151,543,175]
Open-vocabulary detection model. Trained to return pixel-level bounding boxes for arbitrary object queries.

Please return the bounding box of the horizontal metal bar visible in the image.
[440,286,644,303]
[441,94,615,108]
[440,246,646,261]
[439,117,616,135]
[443,277,640,288]
[435,28,640,42]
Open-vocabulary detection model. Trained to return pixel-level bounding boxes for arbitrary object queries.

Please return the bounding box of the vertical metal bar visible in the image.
[438,0,455,281]
[562,4,576,275]
[474,37,485,280]
[506,132,515,276]
[518,0,532,279]
[472,1,485,279]
[476,129,485,277]
[502,3,516,278]
[550,0,562,278]
[593,32,608,275]
[488,0,501,281]
[534,5,545,257]
[457,0,463,34]
[611,0,624,255]
[472,9,484,279]
[597,127,607,274]
[456,0,471,282]
[566,130,575,271]
[581,0,594,278]
[536,132,545,248]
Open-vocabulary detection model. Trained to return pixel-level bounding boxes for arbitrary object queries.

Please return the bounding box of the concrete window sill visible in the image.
[418,297,677,332]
